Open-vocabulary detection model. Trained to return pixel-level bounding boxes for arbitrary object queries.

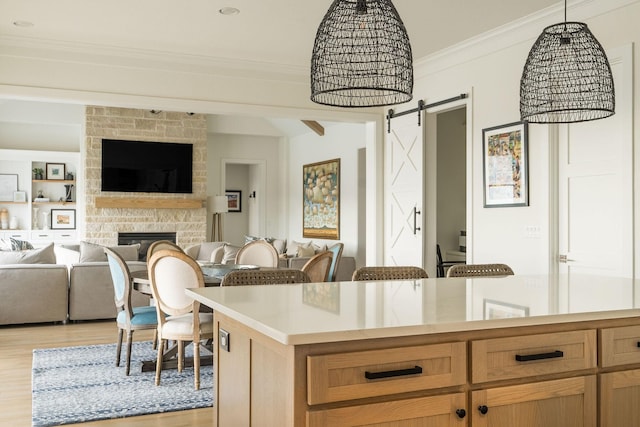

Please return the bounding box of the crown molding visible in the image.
[414,0,639,78]
[0,35,309,84]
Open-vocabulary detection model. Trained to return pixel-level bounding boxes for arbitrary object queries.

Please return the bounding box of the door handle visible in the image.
[558,254,576,263]
[413,207,421,235]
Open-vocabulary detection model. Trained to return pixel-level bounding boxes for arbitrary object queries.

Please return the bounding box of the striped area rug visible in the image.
[32,341,213,426]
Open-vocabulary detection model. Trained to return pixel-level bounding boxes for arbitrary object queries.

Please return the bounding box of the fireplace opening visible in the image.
[118,232,177,261]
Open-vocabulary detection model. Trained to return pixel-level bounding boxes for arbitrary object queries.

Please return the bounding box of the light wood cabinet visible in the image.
[600,369,640,426]
[471,376,596,427]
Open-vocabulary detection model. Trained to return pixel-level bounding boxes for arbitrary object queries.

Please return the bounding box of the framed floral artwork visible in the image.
[303,158,339,239]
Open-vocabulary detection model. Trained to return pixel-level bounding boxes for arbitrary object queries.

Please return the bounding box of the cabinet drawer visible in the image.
[31,231,54,241]
[471,330,596,383]
[601,325,640,367]
[307,393,467,427]
[307,342,466,405]
[54,230,77,241]
[1,230,29,240]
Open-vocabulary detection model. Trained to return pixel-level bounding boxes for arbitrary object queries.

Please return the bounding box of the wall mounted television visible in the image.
[101,139,193,194]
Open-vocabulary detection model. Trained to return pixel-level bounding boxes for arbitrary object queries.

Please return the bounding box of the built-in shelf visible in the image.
[0,201,28,205]
[95,197,205,209]
[32,179,75,184]
[33,202,76,205]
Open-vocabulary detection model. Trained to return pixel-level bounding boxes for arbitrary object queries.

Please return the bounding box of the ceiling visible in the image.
[0,0,562,139]
[1,0,560,68]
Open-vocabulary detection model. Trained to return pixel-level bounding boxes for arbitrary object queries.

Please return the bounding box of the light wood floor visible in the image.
[0,320,213,426]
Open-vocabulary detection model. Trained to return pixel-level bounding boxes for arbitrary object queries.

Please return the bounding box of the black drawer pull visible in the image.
[637,342,640,348]
[365,365,422,380]
[515,350,564,362]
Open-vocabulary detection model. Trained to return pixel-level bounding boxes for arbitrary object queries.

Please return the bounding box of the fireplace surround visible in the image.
[118,232,177,261]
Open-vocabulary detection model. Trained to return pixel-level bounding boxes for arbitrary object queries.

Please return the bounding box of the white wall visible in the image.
[287,123,367,259]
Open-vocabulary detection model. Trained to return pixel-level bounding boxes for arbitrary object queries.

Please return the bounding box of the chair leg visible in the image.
[125,330,134,376]
[152,328,158,350]
[115,328,123,367]
[194,339,200,390]
[155,338,164,386]
[178,341,184,373]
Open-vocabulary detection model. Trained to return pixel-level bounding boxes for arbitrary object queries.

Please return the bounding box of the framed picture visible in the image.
[225,190,242,212]
[46,163,66,180]
[13,191,26,203]
[483,299,529,320]
[50,209,76,230]
[482,121,528,207]
[0,174,18,201]
[303,158,340,239]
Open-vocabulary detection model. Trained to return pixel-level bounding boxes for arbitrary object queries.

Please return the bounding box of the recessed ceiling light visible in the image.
[219,7,240,16]
[13,21,34,28]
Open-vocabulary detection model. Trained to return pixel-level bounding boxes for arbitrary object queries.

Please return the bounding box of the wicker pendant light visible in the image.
[520,0,614,123]
[310,0,413,108]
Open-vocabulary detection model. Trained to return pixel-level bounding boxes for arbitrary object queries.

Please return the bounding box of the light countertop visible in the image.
[186,274,640,345]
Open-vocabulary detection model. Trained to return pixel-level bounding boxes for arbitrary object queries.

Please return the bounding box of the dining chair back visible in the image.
[436,244,465,277]
[146,240,183,261]
[148,250,214,389]
[352,266,429,281]
[301,251,333,282]
[446,263,514,278]
[221,269,311,286]
[326,243,344,282]
[235,240,279,267]
[105,248,158,376]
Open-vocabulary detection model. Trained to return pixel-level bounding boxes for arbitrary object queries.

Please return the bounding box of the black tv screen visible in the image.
[101,139,193,194]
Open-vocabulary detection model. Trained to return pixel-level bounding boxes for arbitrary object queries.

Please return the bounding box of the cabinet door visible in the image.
[307,393,467,427]
[471,376,596,427]
[601,369,640,426]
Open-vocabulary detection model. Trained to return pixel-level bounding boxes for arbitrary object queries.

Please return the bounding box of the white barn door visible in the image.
[558,45,633,277]
[384,113,424,267]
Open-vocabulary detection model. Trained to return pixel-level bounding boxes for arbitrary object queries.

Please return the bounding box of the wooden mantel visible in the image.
[95,197,205,209]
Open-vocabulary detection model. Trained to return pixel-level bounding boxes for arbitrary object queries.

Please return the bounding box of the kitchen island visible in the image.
[187,274,640,426]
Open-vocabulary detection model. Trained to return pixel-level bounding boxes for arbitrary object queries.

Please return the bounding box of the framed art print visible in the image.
[225,190,241,212]
[46,163,66,180]
[303,158,340,240]
[482,121,528,207]
[51,209,76,229]
[0,174,18,201]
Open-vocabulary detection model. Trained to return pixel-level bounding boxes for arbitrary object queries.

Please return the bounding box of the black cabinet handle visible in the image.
[364,365,422,380]
[455,409,466,419]
[478,405,489,415]
[515,350,564,362]
[637,342,640,348]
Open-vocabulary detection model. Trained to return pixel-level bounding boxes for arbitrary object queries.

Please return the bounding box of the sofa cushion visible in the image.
[195,241,227,261]
[0,243,55,265]
[79,241,140,263]
[286,240,312,257]
[221,244,241,264]
[297,245,315,257]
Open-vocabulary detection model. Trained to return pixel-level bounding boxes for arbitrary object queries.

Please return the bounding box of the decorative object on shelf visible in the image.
[482,121,529,208]
[520,0,614,123]
[50,209,76,230]
[0,208,8,229]
[32,168,44,180]
[303,158,340,239]
[0,174,18,202]
[46,163,66,180]
[225,190,242,213]
[209,195,228,242]
[9,216,18,230]
[13,191,26,203]
[64,184,74,202]
[33,206,39,229]
[65,171,74,180]
[42,211,50,230]
[310,0,413,108]
[34,189,50,203]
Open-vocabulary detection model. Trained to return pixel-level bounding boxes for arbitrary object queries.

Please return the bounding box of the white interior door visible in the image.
[558,45,633,278]
[384,113,423,266]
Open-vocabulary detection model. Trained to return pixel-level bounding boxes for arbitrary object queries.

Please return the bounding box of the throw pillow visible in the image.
[313,243,328,254]
[0,238,11,251]
[221,244,241,264]
[271,238,287,255]
[79,241,141,263]
[297,245,315,257]
[0,243,55,265]
[10,237,34,251]
[196,241,227,261]
[286,240,312,257]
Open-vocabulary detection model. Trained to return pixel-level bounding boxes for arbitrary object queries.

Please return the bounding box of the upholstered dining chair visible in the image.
[105,248,158,376]
[235,240,279,267]
[148,250,214,390]
[446,263,514,278]
[301,251,333,282]
[352,266,429,281]
[146,239,183,261]
[326,243,344,282]
[221,269,311,286]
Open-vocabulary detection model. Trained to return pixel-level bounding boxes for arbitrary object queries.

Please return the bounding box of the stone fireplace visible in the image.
[118,232,177,261]
[83,107,207,248]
